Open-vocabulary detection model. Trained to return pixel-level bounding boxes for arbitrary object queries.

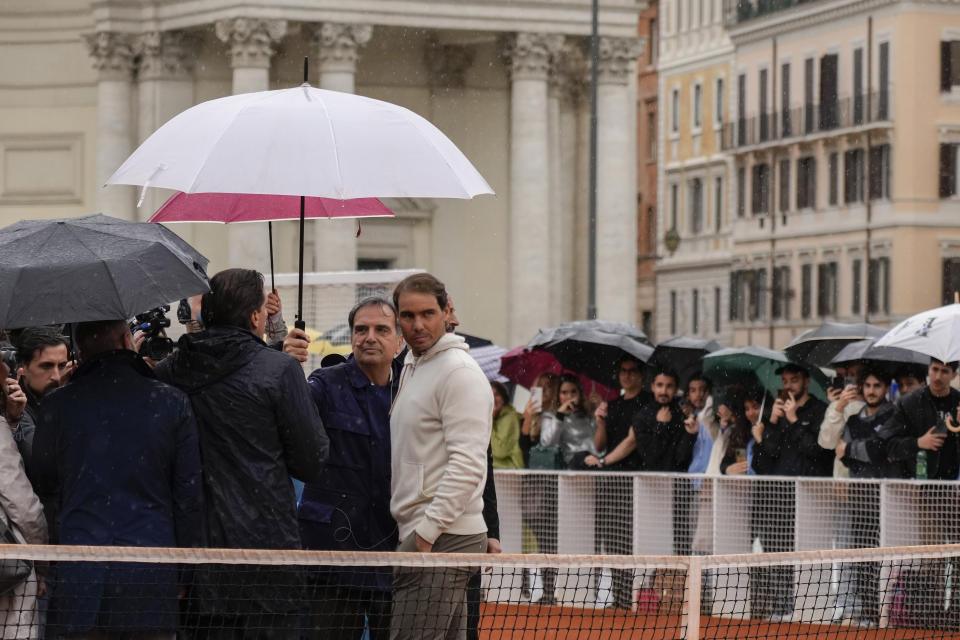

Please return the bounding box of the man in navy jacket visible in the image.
[34,319,203,638]
[296,297,403,640]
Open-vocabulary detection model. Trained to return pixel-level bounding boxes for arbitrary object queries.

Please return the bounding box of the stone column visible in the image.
[556,43,584,322]
[134,31,195,221]
[503,33,564,345]
[215,18,287,272]
[596,36,644,323]
[309,23,373,272]
[547,40,566,323]
[84,32,136,220]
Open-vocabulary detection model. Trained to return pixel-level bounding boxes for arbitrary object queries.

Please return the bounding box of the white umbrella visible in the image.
[873,303,960,363]
[106,75,493,327]
[106,84,492,200]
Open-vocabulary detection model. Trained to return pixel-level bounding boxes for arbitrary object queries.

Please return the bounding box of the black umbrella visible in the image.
[783,322,887,368]
[647,336,722,389]
[526,320,654,389]
[0,214,210,328]
[829,338,929,379]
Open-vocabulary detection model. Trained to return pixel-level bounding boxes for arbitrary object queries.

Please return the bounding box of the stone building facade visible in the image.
[0,1,645,348]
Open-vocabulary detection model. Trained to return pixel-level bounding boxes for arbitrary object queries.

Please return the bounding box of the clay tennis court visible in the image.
[478,603,960,639]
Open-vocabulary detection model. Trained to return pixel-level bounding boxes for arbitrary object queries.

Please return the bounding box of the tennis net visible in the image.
[2,543,960,638]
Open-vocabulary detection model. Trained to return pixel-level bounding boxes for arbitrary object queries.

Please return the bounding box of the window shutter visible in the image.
[942,41,953,92]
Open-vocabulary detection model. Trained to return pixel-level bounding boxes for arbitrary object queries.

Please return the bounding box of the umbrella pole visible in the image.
[296,195,305,331]
[268,221,276,292]
[295,55,309,332]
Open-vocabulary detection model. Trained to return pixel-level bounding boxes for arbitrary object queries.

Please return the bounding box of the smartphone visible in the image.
[734,448,748,463]
[777,389,790,402]
[530,387,543,412]
[829,376,845,391]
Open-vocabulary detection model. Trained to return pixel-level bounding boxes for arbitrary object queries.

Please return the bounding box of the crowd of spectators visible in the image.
[0,269,956,636]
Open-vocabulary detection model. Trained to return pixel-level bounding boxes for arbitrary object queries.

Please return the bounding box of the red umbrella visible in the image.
[149,191,394,291]
[499,346,620,401]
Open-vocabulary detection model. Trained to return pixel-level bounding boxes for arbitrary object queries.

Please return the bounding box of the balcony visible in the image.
[721,90,892,152]
[722,0,825,26]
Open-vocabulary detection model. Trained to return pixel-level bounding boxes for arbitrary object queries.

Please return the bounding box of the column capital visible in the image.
[135,31,195,80]
[425,37,475,89]
[597,36,645,85]
[553,41,587,106]
[310,23,373,73]
[501,32,564,82]
[83,31,135,81]
[215,18,287,69]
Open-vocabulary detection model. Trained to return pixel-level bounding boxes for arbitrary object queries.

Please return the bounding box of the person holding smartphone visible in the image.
[750,362,830,622]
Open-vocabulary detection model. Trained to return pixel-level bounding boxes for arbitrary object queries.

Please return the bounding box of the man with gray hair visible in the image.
[288,297,403,640]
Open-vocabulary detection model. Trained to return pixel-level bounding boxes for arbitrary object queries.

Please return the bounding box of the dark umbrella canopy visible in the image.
[783,322,887,367]
[498,346,620,401]
[647,336,722,389]
[526,320,654,390]
[830,338,929,379]
[0,214,209,328]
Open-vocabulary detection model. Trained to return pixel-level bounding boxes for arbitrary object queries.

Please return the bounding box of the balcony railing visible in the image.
[723,0,825,26]
[721,91,892,151]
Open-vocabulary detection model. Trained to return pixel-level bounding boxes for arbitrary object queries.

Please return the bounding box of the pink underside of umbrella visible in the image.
[499,347,619,401]
[149,192,395,223]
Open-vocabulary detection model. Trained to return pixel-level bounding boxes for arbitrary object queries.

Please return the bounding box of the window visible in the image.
[853,48,864,125]
[730,271,743,321]
[715,77,724,125]
[648,206,656,253]
[940,143,957,199]
[869,144,891,200]
[869,257,891,314]
[752,163,770,215]
[671,88,680,133]
[852,259,862,315]
[649,19,658,65]
[797,156,816,209]
[820,53,839,130]
[357,258,391,270]
[714,176,723,232]
[772,265,790,320]
[817,262,838,317]
[781,62,791,137]
[844,148,865,204]
[692,289,699,334]
[943,258,960,306]
[878,42,890,119]
[829,152,839,205]
[689,177,703,234]
[779,158,791,213]
[941,41,960,92]
[752,268,767,321]
[670,290,677,335]
[642,310,653,337]
[737,74,747,146]
[737,166,746,217]
[801,263,813,318]
[759,68,769,141]
[671,183,679,228]
[804,58,815,134]
[694,84,702,129]
[714,286,721,334]
[647,110,657,161]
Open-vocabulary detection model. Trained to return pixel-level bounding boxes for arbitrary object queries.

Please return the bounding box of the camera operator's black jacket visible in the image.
[876,386,960,479]
[631,398,697,471]
[156,326,328,615]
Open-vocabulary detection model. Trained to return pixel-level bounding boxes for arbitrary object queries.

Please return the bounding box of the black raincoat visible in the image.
[156,326,328,617]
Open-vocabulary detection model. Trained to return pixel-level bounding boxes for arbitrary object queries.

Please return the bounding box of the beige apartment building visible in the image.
[0,0,646,348]
[723,0,960,347]
[655,0,735,343]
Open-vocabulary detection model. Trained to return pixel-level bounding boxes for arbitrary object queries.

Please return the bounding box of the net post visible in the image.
[684,555,703,640]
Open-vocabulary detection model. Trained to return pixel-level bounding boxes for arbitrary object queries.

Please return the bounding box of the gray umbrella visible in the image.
[783,322,887,367]
[0,214,209,328]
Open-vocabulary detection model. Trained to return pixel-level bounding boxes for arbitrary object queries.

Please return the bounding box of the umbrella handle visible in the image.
[268,221,275,292]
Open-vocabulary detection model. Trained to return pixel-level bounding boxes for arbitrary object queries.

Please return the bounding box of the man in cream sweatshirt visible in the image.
[389,273,493,640]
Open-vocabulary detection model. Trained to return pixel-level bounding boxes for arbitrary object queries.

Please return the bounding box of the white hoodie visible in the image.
[390,332,493,544]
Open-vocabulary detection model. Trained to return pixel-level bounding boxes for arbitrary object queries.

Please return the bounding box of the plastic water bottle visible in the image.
[916,450,928,480]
